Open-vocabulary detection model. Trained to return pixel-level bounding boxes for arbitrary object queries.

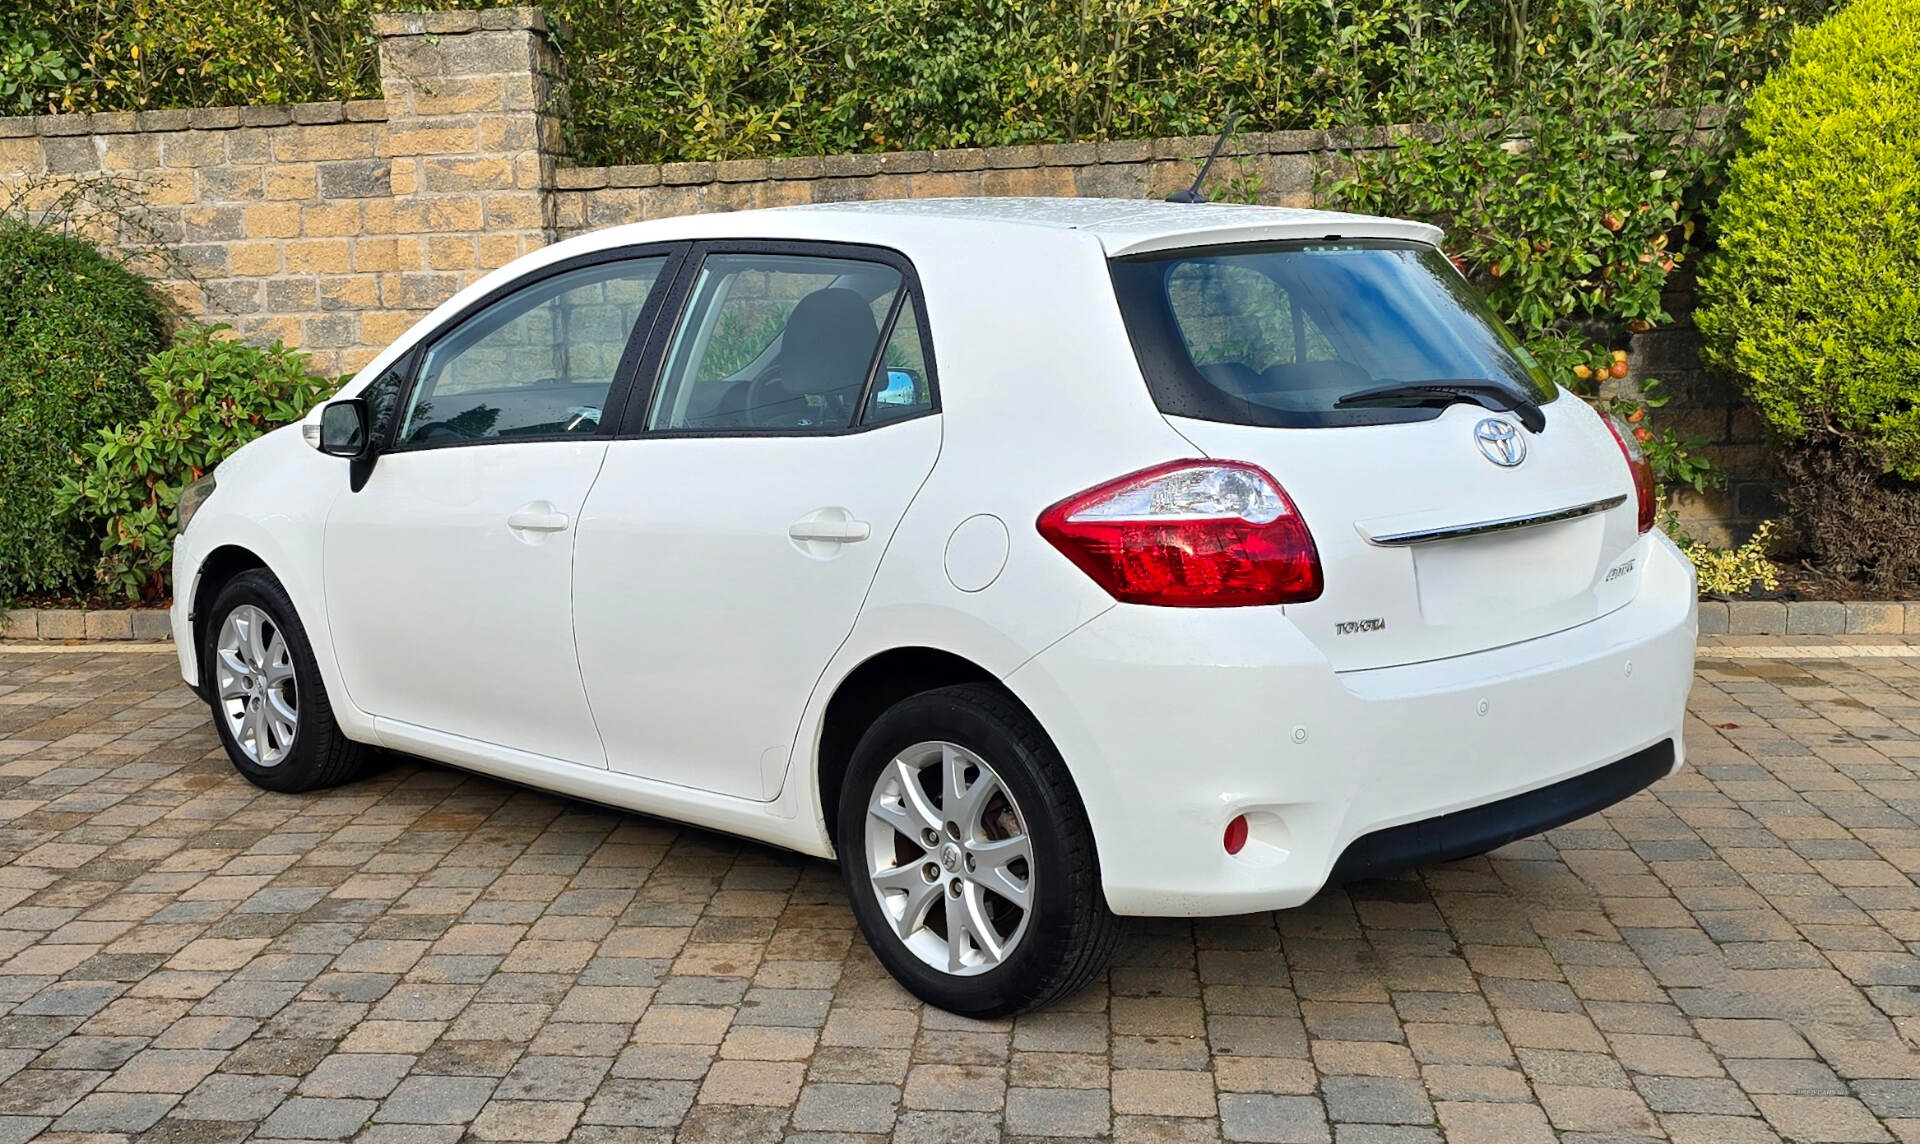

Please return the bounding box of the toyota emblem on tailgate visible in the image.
[1474,417,1526,467]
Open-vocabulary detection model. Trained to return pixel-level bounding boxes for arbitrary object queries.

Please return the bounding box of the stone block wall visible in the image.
[1620,285,1777,545]
[547,129,1336,235]
[0,8,1767,537]
[0,8,566,376]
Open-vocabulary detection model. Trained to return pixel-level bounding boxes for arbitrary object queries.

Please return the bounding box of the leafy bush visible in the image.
[1678,519,1780,597]
[8,0,376,112]
[1695,0,1920,587]
[59,325,337,602]
[0,19,72,115]
[1324,1,1753,497]
[0,214,173,605]
[1772,445,1920,590]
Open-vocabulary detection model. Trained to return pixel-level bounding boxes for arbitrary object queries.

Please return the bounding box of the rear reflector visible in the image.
[1037,460,1322,607]
[1602,414,1657,533]
[1224,814,1250,855]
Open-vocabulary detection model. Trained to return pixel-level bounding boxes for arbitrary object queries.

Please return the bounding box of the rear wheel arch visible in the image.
[817,647,1053,848]
[830,678,1123,1015]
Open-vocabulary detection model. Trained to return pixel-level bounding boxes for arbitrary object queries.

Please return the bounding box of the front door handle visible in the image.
[788,519,871,544]
[507,504,571,533]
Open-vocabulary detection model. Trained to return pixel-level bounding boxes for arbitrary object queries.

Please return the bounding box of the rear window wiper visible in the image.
[1335,379,1545,433]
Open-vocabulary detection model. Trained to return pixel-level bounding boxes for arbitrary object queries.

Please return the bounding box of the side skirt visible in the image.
[372,717,834,859]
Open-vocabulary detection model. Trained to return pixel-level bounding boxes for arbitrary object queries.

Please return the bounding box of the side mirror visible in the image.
[318,399,370,458]
[876,369,920,406]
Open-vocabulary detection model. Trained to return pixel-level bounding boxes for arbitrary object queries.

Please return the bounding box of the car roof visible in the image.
[786,198,1443,255]
[559,197,1443,260]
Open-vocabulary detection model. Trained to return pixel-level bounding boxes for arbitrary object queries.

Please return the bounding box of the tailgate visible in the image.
[1170,404,1646,670]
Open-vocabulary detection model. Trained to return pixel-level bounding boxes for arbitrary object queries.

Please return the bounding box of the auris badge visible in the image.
[1473,417,1526,467]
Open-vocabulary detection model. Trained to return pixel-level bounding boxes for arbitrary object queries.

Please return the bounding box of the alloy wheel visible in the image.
[864,740,1034,975]
[214,604,298,767]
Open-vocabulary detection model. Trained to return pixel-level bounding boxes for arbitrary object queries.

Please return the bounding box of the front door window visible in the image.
[400,258,669,445]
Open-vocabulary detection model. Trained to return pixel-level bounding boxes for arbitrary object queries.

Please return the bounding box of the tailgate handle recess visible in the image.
[1360,494,1627,547]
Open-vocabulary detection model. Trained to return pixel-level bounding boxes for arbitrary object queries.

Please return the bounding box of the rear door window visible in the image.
[1112,240,1555,428]
[646,253,904,432]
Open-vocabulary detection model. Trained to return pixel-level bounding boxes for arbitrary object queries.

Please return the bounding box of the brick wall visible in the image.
[0,8,1768,538]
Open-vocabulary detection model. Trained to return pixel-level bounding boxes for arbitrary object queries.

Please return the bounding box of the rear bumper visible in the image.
[1006,531,1697,916]
[1328,738,1674,883]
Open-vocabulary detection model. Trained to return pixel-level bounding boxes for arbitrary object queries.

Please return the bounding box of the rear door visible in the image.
[572,242,942,799]
[1111,240,1646,671]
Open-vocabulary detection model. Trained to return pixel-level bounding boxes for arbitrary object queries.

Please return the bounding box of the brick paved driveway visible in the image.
[0,640,1915,1144]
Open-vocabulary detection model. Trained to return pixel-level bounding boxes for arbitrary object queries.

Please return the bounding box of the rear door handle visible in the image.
[507,504,572,532]
[788,519,871,544]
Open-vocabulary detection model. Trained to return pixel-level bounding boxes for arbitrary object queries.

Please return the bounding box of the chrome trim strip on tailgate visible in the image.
[1361,494,1628,547]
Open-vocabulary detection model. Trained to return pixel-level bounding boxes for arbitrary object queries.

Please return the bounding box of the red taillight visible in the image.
[1224,814,1249,855]
[1037,460,1322,607]
[1602,414,1656,534]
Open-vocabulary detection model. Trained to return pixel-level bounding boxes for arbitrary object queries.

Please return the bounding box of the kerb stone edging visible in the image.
[7,601,1920,642]
[1699,599,1920,636]
[3,609,174,642]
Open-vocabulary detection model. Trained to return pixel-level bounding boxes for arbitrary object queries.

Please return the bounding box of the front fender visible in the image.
[170,426,366,738]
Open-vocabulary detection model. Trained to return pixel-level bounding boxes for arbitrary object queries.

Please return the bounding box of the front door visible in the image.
[573,245,942,798]
[324,252,676,765]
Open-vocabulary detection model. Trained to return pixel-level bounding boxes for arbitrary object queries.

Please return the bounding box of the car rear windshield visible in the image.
[1110,239,1556,428]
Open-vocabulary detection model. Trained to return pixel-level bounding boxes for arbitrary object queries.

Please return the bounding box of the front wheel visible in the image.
[202,570,372,793]
[837,684,1121,1017]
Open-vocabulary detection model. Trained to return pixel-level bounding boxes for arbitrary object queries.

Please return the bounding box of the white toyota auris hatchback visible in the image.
[171,198,1697,1016]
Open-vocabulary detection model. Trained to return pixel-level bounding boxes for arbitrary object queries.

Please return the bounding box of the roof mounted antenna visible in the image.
[1165,112,1240,204]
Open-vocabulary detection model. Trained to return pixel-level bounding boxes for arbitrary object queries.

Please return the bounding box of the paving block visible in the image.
[1006,1087,1112,1138]
[1218,1093,1329,1143]
[259,1096,378,1140]
[791,1081,900,1133]
[51,1092,176,1133]
[1320,1076,1432,1125]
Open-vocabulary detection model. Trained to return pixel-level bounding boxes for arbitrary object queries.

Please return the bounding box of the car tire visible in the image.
[837,683,1122,1017]
[202,569,372,793]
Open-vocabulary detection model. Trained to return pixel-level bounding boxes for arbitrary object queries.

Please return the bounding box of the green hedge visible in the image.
[0,219,173,603]
[1697,0,1920,480]
[6,0,1824,166]
[1696,0,1920,587]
